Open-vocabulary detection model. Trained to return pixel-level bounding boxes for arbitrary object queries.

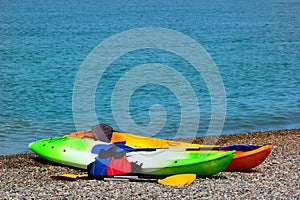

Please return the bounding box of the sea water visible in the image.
[0,0,299,155]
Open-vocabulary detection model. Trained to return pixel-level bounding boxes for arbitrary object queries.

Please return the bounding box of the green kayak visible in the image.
[29,137,234,177]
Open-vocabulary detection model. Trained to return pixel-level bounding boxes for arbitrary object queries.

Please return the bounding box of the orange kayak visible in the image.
[223,145,272,171]
[65,125,272,171]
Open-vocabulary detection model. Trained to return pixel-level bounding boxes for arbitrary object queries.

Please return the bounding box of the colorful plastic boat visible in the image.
[65,124,272,171]
[28,137,235,177]
[224,145,272,171]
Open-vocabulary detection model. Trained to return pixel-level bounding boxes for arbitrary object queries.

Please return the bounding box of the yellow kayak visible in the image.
[65,127,211,148]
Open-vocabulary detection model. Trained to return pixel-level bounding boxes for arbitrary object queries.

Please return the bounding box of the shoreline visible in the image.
[1,128,299,157]
[0,128,299,199]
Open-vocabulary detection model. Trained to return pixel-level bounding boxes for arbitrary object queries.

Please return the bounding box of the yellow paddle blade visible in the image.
[157,174,196,186]
[185,174,197,185]
[50,174,88,180]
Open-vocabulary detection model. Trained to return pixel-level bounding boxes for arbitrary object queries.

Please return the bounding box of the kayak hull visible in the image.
[29,137,234,177]
[141,151,234,176]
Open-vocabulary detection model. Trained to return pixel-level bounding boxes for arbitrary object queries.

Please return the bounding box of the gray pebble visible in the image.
[0,129,299,199]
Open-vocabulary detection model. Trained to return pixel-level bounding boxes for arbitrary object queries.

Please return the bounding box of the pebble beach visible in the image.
[0,129,299,199]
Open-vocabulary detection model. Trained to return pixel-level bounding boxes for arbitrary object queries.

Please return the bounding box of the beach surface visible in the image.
[0,129,299,199]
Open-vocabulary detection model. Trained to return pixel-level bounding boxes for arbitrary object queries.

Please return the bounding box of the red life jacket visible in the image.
[106,156,132,176]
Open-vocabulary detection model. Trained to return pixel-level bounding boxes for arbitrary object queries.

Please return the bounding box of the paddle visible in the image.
[50,173,196,186]
[91,124,262,151]
[87,124,263,152]
[91,143,262,154]
[133,144,261,151]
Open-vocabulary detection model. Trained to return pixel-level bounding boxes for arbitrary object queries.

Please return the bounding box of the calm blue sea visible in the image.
[0,0,299,155]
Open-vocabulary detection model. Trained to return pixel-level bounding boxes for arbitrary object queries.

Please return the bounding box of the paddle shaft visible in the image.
[52,174,161,181]
[126,144,263,152]
[104,177,157,183]
[128,147,221,152]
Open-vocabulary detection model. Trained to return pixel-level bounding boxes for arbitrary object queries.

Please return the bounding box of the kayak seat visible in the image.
[92,124,113,143]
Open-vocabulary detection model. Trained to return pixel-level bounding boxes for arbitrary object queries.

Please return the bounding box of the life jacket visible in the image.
[106,156,132,176]
[88,144,135,177]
